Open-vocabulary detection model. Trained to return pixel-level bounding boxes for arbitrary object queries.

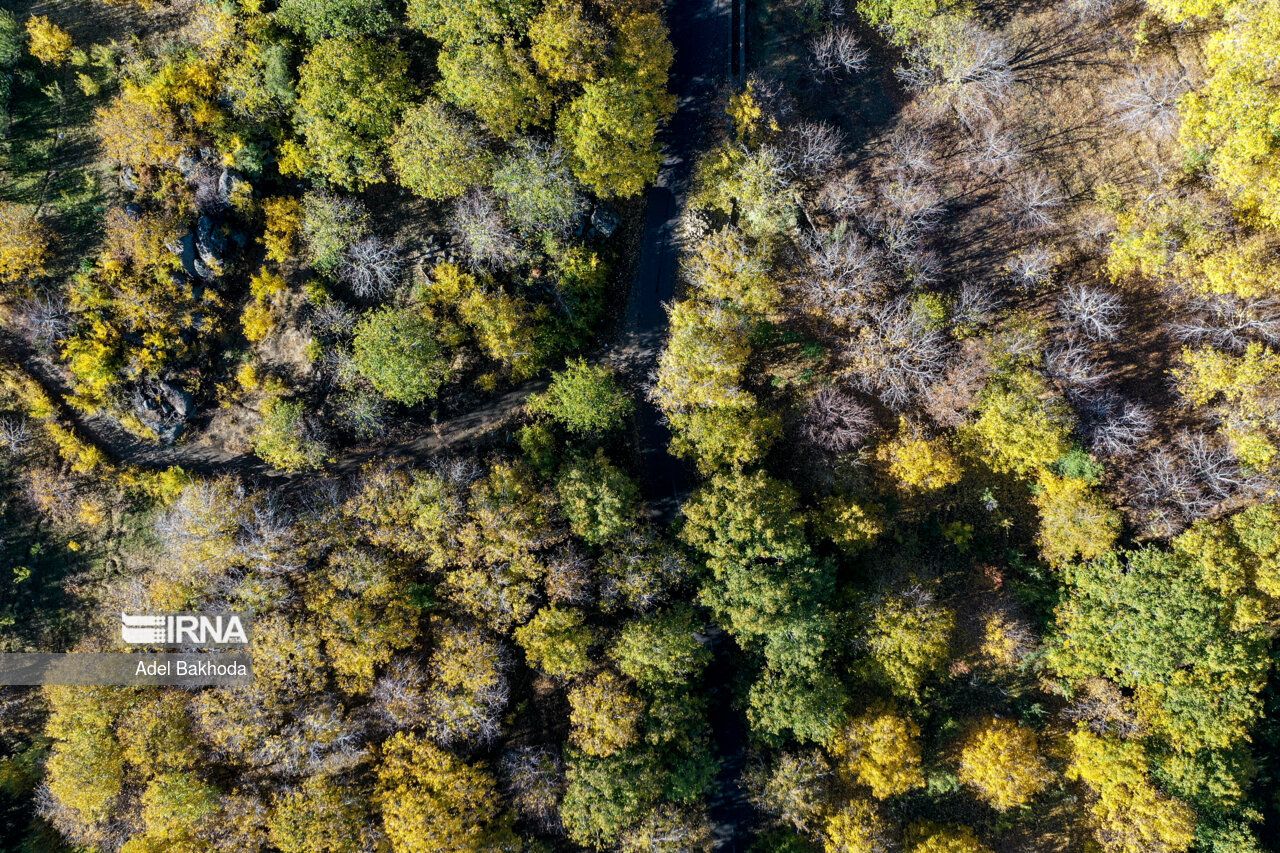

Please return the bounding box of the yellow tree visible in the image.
[823,799,894,853]
[568,670,645,757]
[1066,728,1196,853]
[826,704,926,799]
[877,421,963,493]
[955,717,1051,811]
[376,732,516,853]
[0,204,51,284]
[906,822,995,853]
[1032,472,1122,566]
[26,15,72,64]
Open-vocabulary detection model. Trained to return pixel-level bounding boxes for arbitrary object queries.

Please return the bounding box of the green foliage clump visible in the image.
[390,100,494,201]
[351,307,453,406]
[556,451,641,545]
[529,359,634,435]
[253,397,327,472]
[293,37,411,189]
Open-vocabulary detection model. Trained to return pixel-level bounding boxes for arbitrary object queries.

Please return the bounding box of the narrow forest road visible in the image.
[607,0,732,520]
[610,0,759,849]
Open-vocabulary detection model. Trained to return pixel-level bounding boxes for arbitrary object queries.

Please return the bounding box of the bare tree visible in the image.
[500,747,566,834]
[921,343,991,426]
[844,296,954,410]
[1006,172,1063,230]
[746,750,836,835]
[964,123,1024,177]
[816,171,869,216]
[809,26,869,79]
[1069,0,1119,20]
[1045,339,1109,390]
[1108,67,1189,141]
[782,121,845,179]
[1127,431,1262,536]
[897,21,1014,126]
[335,389,390,440]
[339,236,403,301]
[371,658,430,730]
[799,385,876,452]
[450,189,519,271]
[1062,677,1142,737]
[884,126,936,176]
[310,300,358,341]
[0,418,32,456]
[952,283,1001,332]
[12,295,70,350]
[1060,284,1125,341]
[1006,245,1054,290]
[1170,293,1280,352]
[880,176,945,241]
[1079,391,1153,456]
[545,543,596,605]
[799,228,887,321]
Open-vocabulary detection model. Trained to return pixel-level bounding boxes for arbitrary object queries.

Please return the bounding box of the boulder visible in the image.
[217,168,250,207]
[591,204,620,239]
[195,216,228,274]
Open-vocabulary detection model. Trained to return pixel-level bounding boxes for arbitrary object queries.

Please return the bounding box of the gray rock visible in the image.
[120,167,140,193]
[175,152,199,179]
[123,203,144,221]
[132,381,193,445]
[195,216,228,274]
[217,168,249,207]
[193,255,216,280]
[591,204,620,239]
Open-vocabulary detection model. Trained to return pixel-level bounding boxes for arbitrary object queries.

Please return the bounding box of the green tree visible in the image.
[860,587,954,700]
[559,77,671,198]
[514,605,596,678]
[680,470,827,644]
[529,0,609,84]
[529,359,634,435]
[556,450,641,545]
[491,139,587,236]
[407,0,536,46]
[253,397,328,472]
[294,37,411,189]
[1048,534,1270,754]
[611,605,711,687]
[561,750,665,849]
[275,0,392,41]
[390,100,494,201]
[270,775,377,853]
[302,192,369,274]
[351,307,453,405]
[0,9,21,68]
[437,40,551,140]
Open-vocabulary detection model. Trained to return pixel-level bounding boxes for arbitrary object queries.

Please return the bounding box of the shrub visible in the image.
[351,307,453,405]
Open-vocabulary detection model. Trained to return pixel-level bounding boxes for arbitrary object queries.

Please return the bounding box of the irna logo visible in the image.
[121,612,250,647]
